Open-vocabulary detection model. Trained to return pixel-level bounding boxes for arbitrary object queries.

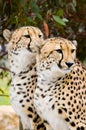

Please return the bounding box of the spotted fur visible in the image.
[34,37,86,130]
[3,26,51,130]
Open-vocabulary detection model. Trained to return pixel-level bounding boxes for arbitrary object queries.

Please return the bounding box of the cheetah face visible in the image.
[38,37,77,78]
[3,26,44,54]
[3,26,44,73]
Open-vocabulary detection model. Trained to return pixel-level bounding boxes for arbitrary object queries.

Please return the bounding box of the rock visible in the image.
[0,106,19,130]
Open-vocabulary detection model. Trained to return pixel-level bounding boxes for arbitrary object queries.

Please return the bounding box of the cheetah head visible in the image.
[3,26,44,74]
[38,37,77,80]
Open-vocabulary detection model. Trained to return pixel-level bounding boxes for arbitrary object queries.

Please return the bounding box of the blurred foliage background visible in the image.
[0,0,86,105]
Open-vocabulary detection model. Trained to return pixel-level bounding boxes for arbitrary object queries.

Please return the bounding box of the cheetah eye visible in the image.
[39,34,42,38]
[71,49,75,53]
[56,49,62,54]
[24,34,30,38]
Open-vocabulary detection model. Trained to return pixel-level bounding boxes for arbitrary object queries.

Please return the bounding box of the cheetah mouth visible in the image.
[58,62,75,70]
[58,64,74,72]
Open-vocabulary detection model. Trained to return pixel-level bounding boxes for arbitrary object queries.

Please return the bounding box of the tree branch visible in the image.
[0,66,10,72]
[0,51,8,58]
[0,94,9,97]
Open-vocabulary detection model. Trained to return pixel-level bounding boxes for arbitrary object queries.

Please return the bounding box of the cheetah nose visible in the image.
[65,62,74,68]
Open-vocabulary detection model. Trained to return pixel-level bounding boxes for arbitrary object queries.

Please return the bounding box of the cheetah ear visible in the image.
[3,29,12,42]
[72,40,77,47]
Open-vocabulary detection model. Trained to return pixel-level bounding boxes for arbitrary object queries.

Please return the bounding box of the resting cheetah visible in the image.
[34,37,86,130]
[3,26,51,130]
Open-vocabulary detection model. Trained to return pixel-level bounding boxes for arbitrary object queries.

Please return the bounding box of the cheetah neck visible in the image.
[37,64,71,91]
[37,70,63,91]
[9,50,36,76]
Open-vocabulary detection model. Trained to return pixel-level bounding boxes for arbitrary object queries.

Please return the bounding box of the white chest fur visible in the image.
[34,88,69,130]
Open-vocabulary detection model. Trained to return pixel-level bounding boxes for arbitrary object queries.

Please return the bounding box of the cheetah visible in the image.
[3,26,51,130]
[34,37,86,130]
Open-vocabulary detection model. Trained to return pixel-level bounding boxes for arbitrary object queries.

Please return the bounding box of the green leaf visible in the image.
[30,0,40,13]
[27,17,36,25]
[36,13,43,20]
[53,15,66,26]
[0,72,11,105]
[0,96,11,105]
[57,9,63,17]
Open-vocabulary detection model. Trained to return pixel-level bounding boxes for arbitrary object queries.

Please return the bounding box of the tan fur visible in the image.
[39,37,76,70]
[3,26,51,130]
[34,37,86,130]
